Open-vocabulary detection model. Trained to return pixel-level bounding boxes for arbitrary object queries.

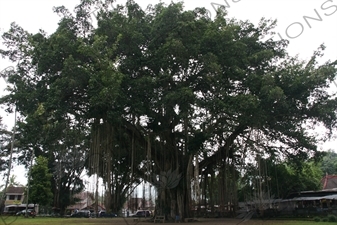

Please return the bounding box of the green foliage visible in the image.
[238,157,323,200]
[314,217,321,222]
[9,175,23,186]
[0,116,13,173]
[327,214,336,222]
[29,156,53,207]
[320,150,337,175]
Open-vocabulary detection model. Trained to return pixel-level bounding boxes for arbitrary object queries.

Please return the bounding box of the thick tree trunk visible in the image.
[176,188,183,220]
[209,172,215,217]
[171,181,193,221]
[183,154,194,219]
[170,190,176,219]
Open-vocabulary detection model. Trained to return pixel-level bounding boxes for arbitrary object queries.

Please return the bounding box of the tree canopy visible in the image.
[28,156,53,207]
[320,150,337,175]
[0,0,336,217]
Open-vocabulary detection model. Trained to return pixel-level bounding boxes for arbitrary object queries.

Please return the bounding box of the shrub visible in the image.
[322,217,328,222]
[327,214,337,222]
[313,217,321,222]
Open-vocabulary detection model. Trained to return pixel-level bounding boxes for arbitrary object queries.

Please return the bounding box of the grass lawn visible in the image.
[0,217,335,225]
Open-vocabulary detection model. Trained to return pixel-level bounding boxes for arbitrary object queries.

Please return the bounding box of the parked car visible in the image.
[99,210,118,217]
[70,210,90,218]
[132,210,152,217]
[16,209,36,217]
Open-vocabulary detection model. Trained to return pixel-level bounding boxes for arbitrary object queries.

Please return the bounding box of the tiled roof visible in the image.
[321,175,337,189]
[67,202,86,210]
[67,191,101,210]
[6,186,25,194]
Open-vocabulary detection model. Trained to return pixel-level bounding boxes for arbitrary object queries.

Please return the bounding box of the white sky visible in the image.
[0,0,336,186]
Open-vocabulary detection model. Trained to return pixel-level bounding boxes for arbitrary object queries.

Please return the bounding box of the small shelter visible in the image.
[279,189,337,216]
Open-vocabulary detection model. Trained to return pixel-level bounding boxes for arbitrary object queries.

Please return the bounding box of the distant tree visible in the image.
[0,175,23,207]
[295,161,323,192]
[238,157,323,200]
[0,116,9,174]
[9,175,23,187]
[320,150,337,175]
[28,156,53,208]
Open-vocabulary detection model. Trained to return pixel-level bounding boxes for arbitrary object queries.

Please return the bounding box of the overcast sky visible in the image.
[0,0,336,186]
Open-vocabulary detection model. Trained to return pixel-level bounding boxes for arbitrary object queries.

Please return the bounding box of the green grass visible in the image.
[245,218,336,225]
[0,217,336,225]
[0,217,130,225]
[276,222,332,225]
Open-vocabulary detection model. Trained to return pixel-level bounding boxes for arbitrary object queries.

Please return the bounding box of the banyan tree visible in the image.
[1,0,336,219]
